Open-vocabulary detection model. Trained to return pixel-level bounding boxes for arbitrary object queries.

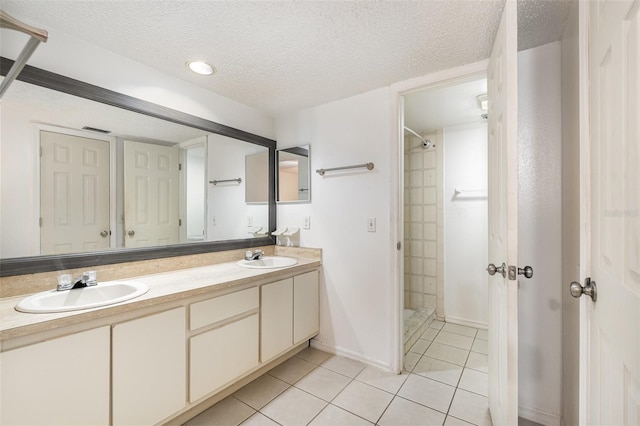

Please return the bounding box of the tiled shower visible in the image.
[403,130,443,351]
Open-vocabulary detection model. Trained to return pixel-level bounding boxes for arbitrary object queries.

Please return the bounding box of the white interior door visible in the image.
[124,140,180,248]
[487,1,518,424]
[40,131,110,254]
[585,1,640,424]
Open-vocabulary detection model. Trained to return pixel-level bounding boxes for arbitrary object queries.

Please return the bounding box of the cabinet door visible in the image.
[112,307,186,426]
[190,314,259,402]
[261,278,293,362]
[0,327,110,426]
[294,270,320,344]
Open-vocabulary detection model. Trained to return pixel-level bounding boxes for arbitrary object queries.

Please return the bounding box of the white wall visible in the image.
[443,122,488,328]
[276,87,394,369]
[517,42,563,425]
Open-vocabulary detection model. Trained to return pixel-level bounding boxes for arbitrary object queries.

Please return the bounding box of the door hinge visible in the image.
[396,242,402,250]
[178,163,182,171]
[39,146,43,157]
[179,219,182,226]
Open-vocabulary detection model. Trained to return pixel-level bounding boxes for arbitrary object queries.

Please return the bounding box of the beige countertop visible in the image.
[0,256,321,342]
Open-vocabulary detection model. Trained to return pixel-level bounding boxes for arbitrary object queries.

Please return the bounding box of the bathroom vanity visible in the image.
[0,249,321,426]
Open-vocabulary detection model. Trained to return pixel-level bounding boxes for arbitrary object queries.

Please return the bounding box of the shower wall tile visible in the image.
[424,151,436,168]
[424,187,437,205]
[404,131,441,313]
[424,206,436,222]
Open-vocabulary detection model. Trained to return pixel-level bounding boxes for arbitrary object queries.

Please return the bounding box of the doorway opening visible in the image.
[401,74,489,368]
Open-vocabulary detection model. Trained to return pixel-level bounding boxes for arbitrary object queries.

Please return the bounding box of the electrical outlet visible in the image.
[367,217,376,232]
[247,216,253,227]
[303,216,311,230]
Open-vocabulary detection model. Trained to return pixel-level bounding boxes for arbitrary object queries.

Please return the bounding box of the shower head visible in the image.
[403,126,432,149]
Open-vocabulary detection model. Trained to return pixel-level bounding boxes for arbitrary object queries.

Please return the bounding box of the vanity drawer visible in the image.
[190,287,258,330]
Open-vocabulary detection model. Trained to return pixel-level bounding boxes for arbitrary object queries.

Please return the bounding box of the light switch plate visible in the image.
[367,217,376,232]
[303,216,311,230]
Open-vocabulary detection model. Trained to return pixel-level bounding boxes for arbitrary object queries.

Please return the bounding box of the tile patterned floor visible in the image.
[185,321,491,426]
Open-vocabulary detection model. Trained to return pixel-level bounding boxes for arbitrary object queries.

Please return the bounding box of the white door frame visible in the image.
[577,0,591,423]
[33,124,117,253]
[388,60,489,373]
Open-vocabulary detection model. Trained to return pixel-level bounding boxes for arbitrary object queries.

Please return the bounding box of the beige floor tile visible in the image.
[458,368,488,397]
[355,366,409,394]
[425,342,470,366]
[476,329,488,340]
[471,339,489,355]
[421,328,439,341]
[185,396,255,426]
[442,323,478,338]
[403,352,421,372]
[295,347,332,365]
[308,404,373,425]
[378,396,446,426]
[240,412,281,426]
[260,386,327,426]
[434,331,474,350]
[268,356,316,384]
[294,365,351,402]
[430,320,445,330]
[444,415,476,425]
[233,374,290,410]
[397,374,455,413]
[449,389,492,426]
[518,416,544,426]
[321,355,366,378]
[412,355,463,386]
[332,380,394,423]
[409,338,431,355]
[465,352,488,374]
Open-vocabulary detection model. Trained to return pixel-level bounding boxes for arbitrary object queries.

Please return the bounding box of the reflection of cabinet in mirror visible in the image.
[277,146,310,203]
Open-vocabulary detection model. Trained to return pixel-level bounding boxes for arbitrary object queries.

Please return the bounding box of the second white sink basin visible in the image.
[237,256,298,269]
[15,280,149,314]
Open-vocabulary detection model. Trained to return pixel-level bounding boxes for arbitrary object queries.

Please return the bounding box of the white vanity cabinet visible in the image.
[112,307,186,426]
[0,326,110,426]
[294,270,320,344]
[189,287,259,403]
[261,271,320,362]
[261,278,294,362]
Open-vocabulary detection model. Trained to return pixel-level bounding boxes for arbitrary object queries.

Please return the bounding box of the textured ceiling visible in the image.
[2,0,571,116]
[404,77,488,134]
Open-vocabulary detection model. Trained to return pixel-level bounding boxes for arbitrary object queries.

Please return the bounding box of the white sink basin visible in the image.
[237,256,298,269]
[15,280,149,314]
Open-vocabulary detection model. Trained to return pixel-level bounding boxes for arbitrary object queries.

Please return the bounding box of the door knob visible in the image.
[570,278,597,302]
[127,230,135,237]
[487,262,506,278]
[518,266,533,279]
[100,230,109,237]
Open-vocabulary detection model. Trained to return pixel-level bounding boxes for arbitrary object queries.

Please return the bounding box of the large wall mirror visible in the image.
[0,58,276,276]
[277,145,310,203]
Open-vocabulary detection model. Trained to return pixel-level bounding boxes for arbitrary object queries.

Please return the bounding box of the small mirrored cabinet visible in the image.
[277,145,310,203]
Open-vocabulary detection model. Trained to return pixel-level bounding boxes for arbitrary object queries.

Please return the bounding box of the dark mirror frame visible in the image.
[0,57,276,277]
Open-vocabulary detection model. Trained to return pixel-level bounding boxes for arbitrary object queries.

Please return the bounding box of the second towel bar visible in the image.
[316,162,374,176]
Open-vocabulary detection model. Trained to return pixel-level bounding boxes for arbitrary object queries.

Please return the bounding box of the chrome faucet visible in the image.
[244,250,264,261]
[57,271,98,291]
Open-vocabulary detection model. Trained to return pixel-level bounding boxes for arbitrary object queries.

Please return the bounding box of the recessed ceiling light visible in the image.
[186,61,215,76]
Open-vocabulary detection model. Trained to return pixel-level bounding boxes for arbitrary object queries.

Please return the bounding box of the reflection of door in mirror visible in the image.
[40,131,111,255]
[245,152,269,204]
[183,142,206,242]
[124,140,180,248]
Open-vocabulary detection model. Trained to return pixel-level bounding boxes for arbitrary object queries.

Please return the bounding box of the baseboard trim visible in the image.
[444,315,488,330]
[519,405,562,426]
[310,338,392,372]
